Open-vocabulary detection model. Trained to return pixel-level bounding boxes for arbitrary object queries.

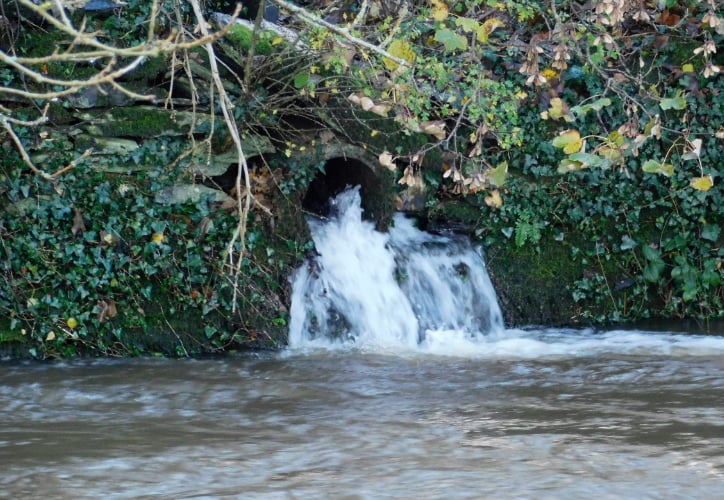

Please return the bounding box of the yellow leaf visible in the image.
[46,331,56,341]
[151,232,165,244]
[66,317,78,329]
[682,63,694,73]
[690,175,714,191]
[370,129,380,137]
[476,18,504,43]
[484,189,503,208]
[543,97,572,121]
[383,39,416,71]
[271,36,284,46]
[429,0,449,21]
[552,130,583,154]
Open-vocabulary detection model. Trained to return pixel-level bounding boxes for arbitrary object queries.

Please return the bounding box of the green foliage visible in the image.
[0,142,294,358]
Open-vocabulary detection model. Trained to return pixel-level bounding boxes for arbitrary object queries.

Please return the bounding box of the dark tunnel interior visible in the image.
[302,157,389,226]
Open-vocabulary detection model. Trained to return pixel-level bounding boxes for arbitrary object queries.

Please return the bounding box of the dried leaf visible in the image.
[420,120,446,140]
[378,151,397,171]
[369,104,392,117]
[71,208,85,236]
[359,96,375,111]
[484,189,503,208]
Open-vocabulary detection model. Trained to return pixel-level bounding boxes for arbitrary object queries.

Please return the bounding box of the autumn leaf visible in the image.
[378,151,397,171]
[71,208,85,236]
[541,97,573,121]
[384,39,416,70]
[369,104,392,117]
[455,17,479,34]
[420,120,446,140]
[485,162,508,187]
[151,232,165,244]
[682,138,702,161]
[484,189,503,208]
[66,317,79,329]
[690,175,714,191]
[642,159,674,177]
[557,159,584,173]
[476,18,504,43]
[429,0,449,21]
[98,299,118,323]
[552,130,583,154]
[659,96,687,110]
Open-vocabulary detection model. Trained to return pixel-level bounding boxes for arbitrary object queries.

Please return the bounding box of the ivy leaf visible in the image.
[620,235,637,250]
[293,73,310,89]
[690,175,713,191]
[551,130,583,154]
[643,260,666,283]
[485,161,508,187]
[435,28,468,52]
[641,245,661,261]
[642,159,674,176]
[455,17,479,34]
[701,224,720,242]
[659,96,687,110]
[476,18,504,43]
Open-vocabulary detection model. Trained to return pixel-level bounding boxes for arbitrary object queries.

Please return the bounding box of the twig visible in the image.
[189,0,252,314]
[271,0,411,68]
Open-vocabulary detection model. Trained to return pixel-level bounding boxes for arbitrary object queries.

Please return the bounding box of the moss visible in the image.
[225,24,287,56]
[485,236,589,326]
[81,106,213,137]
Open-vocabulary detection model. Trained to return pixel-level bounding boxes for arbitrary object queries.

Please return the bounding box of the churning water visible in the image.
[289,187,504,351]
[288,187,724,360]
[2,187,723,498]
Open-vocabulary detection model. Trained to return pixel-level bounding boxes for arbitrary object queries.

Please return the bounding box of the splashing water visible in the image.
[288,187,724,357]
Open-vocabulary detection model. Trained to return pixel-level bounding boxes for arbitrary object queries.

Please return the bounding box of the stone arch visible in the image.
[301,146,394,229]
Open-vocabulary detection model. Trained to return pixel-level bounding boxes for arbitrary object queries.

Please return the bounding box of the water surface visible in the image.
[2,329,724,499]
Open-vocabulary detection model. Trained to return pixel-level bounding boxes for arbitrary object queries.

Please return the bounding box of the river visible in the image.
[2,188,722,498]
[1,333,724,499]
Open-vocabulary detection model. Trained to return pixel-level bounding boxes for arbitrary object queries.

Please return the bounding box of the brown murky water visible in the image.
[2,331,724,499]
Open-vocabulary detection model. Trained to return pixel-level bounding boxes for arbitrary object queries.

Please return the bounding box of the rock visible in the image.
[154,184,233,205]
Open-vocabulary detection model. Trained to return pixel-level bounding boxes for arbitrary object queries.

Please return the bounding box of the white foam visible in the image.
[288,187,724,359]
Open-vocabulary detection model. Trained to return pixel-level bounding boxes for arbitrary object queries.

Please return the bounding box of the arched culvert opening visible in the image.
[302,157,393,229]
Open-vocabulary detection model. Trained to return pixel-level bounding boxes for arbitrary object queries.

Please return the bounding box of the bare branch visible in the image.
[271,0,411,68]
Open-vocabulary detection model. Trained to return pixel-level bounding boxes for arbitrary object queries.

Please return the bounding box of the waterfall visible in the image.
[288,187,505,351]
